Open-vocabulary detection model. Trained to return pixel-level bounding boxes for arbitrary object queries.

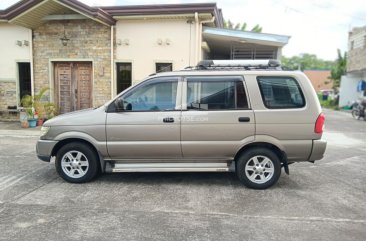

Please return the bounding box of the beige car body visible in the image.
[37,69,326,174]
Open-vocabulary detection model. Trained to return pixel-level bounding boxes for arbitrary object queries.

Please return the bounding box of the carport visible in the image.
[202,27,290,60]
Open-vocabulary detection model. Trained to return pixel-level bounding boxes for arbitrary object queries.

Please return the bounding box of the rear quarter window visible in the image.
[257,76,305,109]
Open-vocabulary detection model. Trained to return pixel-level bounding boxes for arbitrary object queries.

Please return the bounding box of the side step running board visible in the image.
[105,162,230,173]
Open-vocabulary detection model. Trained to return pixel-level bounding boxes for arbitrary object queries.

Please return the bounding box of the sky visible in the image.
[1,0,366,60]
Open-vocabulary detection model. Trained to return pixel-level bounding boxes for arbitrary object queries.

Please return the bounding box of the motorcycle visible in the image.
[351,100,366,120]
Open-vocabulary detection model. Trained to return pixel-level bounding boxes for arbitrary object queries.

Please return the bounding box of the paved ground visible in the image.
[0,109,365,241]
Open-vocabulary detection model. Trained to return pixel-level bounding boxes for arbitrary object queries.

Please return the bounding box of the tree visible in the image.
[281,54,335,71]
[224,20,262,33]
[330,49,347,88]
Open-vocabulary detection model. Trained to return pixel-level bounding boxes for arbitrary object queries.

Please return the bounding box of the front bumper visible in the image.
[308,139,327,161]
[36,139,58,162]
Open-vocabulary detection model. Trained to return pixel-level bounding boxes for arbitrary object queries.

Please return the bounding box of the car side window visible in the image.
[257,76,305,109]
[186,77,248,110]
[117,78,178,111]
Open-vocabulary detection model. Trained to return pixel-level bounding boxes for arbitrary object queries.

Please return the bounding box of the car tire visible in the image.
[236,148,281,189]
[55,142,99,183]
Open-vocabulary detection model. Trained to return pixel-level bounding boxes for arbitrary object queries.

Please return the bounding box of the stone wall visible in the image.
[0,82,17,110]
[347,26,366,72]
[0,81,18,120]
[33,19,111,107]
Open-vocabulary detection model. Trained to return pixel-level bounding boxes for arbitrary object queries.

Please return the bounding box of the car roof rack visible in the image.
[195,59,281,70]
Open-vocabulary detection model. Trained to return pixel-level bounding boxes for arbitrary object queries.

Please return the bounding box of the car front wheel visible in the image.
[236,148,281,189]
[55,142,99,183]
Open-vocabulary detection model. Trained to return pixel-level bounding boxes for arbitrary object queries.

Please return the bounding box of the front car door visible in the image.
[180,75,255,160]
[106,77,182,160]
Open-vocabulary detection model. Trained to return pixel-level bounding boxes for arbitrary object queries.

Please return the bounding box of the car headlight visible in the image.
[40,126,50,137]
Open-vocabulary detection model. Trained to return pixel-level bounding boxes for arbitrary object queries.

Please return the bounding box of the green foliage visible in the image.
[34,87,49,102]
[20,87,49,107]
[318,93,339,110]
[251,24,262,33]
[19,87,58,119]
[281,54,335,71]
[20,95,33,108]
[33,87,49,119]
[330,49,347,88]
[44,102,58,119]
[25,108,34,119]
[224,19,262,33]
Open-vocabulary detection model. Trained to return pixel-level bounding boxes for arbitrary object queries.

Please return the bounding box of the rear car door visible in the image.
[252,75,313,161]
[180,75,255,160]
[106,77,182,160]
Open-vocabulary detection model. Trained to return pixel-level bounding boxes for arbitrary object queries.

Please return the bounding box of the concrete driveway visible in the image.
[0,109,365,241]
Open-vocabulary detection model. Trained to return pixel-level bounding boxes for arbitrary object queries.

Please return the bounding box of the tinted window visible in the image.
[257,76,305,109]
[119,79,178,111]
[187,77,248,110]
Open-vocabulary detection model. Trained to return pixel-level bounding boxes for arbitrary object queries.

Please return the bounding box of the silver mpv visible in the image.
[36,60,326,189]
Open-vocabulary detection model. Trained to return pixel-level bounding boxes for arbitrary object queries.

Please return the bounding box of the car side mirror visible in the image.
[114,98,125,112]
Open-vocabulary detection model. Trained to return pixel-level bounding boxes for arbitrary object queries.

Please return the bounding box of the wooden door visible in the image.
[54,62,92,114]
[75,63,92,110]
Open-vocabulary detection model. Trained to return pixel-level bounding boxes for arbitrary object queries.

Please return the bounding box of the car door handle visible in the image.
[238,117,250,122]
[163,117,174,123]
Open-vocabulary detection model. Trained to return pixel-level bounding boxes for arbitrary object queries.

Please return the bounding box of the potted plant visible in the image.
[20,87,51,127]
[33,87,49,126]
[35,104,46,126]
[26,108,37,128]
[20,94,33,128]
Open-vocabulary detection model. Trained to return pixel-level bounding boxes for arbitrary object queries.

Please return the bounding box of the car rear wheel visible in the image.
[55,142,99,183]
[236,148,281,189]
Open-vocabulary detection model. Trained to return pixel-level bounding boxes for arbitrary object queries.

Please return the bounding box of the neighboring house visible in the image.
[339,26,366,107]
[0,0,290,115]
[303,69,332,93]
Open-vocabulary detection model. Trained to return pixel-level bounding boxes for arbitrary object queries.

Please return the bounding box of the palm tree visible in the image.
[330,49,347,88]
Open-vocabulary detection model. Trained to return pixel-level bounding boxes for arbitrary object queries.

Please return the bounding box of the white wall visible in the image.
[115,19,197,87]
[339,72,366,107]
[0,23,31,81]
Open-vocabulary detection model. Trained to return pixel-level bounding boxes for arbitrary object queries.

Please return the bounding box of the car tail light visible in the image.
[315,113,325,134]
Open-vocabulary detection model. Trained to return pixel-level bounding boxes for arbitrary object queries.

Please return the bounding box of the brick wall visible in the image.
[33,19,112,108]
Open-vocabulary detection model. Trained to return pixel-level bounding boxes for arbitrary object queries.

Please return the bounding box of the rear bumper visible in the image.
[36,140,58,162]
[308,139,327,161]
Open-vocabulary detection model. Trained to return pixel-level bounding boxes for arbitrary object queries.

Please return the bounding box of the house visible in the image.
[339,26,366,107]
[0,0,290,116]
[303,69,332,93]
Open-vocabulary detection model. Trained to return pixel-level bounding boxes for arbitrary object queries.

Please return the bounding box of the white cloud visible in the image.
[0,0,19,9]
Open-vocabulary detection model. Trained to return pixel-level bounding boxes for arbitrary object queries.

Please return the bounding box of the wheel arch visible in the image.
[234,142,286,164]
[51,138,105,173]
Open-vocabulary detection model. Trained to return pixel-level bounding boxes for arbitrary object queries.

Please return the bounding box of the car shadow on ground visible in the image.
[96,172,243,187]
[88,171,299,189]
